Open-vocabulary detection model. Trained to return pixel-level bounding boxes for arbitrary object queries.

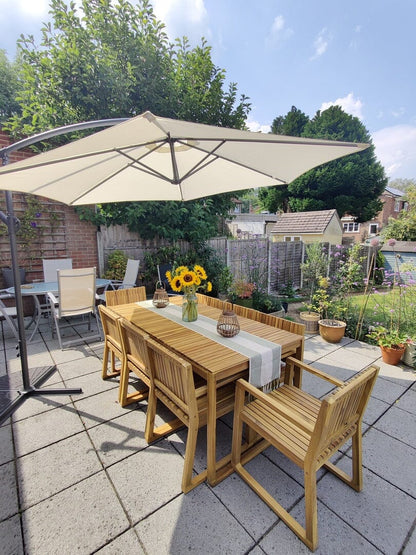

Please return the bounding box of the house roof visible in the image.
[380,241,416,253]
[384,186,405,197]
[271,209,339,234]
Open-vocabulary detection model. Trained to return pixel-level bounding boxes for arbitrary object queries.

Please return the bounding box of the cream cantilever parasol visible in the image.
[0,111,369,203]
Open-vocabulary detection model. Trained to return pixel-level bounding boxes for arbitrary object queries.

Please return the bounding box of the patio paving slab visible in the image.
[21,472,130,554]
[0,461,18,521]
[0,515,24,555]
[373,404,416,448]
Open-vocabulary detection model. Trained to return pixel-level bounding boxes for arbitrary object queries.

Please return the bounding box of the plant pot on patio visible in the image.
[318,319,346,343]
[402,341,416,368]
[299,311,320,334]
[380,344,406,365]
[2,267,26,288]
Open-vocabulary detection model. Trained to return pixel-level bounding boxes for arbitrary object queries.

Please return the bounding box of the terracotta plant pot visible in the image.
[380,345,406,365]
[318,319,346,343]
[299,312,320,334]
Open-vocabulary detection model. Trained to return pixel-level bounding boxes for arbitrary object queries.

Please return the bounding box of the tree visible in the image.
[388,178,416,192]
[0,50,20,123]
[271,105,308,136]
[260,106,387,221]
[5,0,250,243]
[382,185,416,241]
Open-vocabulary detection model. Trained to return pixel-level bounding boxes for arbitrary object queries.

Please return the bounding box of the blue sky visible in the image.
[1,0,415,181]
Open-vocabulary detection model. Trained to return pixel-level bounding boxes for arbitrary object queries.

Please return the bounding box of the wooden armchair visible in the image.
[144,336,236,493]
[117,317,151,407]
[105,286,146,306]
[98,304,123,380]
[231,357,379,551]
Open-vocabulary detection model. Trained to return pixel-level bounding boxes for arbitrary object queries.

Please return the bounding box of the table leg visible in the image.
[206,375,217,485]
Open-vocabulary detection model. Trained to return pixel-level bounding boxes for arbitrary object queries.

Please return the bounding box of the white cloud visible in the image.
[247,120,271,134]
[311,27,331,59]
[372,124,416,178]
[320,92,364,120]
[266,14,293,47]
[4,0,49,18]
[152,0,208,42]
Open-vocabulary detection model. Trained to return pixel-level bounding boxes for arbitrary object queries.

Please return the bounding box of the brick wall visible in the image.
[0,130,98,287]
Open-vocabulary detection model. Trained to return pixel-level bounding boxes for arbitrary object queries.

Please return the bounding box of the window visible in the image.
[284,236,301,242]
[343,222,359,232]
[369,223,378,235]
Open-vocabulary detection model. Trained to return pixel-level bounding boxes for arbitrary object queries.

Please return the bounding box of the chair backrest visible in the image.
[43,258,73,282]
[117,317,150,378]
[122,259,140,288]
[105,286,146,306]
[157,263,174,294]
[145,335,198,420]
[308,365,379,461]
[57,267,96,317]
[254,311,305,336]
[98,304,121,350]
[196,293,232,311]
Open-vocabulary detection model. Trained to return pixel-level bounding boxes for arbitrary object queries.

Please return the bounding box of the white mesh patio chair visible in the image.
[98,259,140,303]
[42,258,73,282]
[0,291,19,340]
[47,267,102,349]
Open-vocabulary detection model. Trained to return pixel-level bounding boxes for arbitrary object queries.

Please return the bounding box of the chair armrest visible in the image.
[235,379,315,434]
[47,291,58,305]
[286,356,344,387]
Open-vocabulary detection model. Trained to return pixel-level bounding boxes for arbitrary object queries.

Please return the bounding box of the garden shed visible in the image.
[270,209,342,245]
[380,240,416,282]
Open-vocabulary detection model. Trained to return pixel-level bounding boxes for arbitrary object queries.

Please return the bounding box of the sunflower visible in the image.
[180,270,198,287]
[206,281,213,292]
[174,265,188,277]
[194,264,207,280]
[171,276,183,292]
[165,270,172,282]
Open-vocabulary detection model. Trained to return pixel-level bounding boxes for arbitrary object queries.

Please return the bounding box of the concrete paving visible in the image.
[0,316,415,554]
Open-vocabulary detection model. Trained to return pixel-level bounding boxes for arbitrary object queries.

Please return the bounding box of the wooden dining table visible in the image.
[111,297,304,486]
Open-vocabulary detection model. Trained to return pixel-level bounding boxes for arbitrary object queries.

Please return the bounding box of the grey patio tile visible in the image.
[0,515,24,555]
[0,423,14,465]
[360,427,416,497]
[88,409,148,467]
[212,455,303,540]
[371,375,408,404]
[46,339,99,365]
[373,405,416,448]
[12,403,84,456]
[323,347,379,372]
[107,439,184,523]
[74,387,136,429]
[338,339,381,361]
[135,485,256,555]
[63,368,119,402]
[363,395,390,425]
[395,387,416,415]
[0,461,19,521]
[259,498,382,554]
[17,431,102,509]
[318,459,416,554]
[21,472,129,554]
[264,445,327,485]
[10,386,72,423]
[95,529,145,554]
[403,525,416,554]
[303,337,346,363]
[57,352,103,381]
[376,360,416,387]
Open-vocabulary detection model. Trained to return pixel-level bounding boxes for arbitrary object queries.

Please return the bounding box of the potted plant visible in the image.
[367,326,407,365]
[402,338,416,368]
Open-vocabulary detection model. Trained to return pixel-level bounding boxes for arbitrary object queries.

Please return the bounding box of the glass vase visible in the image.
[182,292,198,322]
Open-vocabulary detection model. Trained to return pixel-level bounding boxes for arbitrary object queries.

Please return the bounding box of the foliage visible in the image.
[308,277,346,322]
[260,106,387,221]
[388,178,416,192]
[366,326,407,349]
[103,250,128,280]
[271,106,308,136]
[217,265,233,294]
[251,290,282,313]
[0,50,20,123]
[300,242,328,303]
[381,186,416,241]
[229,280,256,300]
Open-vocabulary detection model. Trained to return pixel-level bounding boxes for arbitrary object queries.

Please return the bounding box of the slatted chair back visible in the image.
[117,317,151,407]
[196,293,232,311]
[98,305,122,380]
[309,366,378,462]
[105,286,146,306]
[145,336,197,424]
[231,360,379,551]
[232,304,256,319]
[253,311,305,337]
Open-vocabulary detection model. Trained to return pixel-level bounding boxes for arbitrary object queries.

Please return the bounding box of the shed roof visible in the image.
[271,209,339,234]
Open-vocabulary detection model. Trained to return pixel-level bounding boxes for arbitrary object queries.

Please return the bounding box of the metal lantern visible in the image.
[152,281,169,308]
[217,310,240,338]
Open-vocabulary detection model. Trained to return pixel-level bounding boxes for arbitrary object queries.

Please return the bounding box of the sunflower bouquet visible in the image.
[166,264,212,322]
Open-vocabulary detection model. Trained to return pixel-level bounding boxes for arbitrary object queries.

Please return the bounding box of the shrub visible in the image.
[104,250,128,280]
